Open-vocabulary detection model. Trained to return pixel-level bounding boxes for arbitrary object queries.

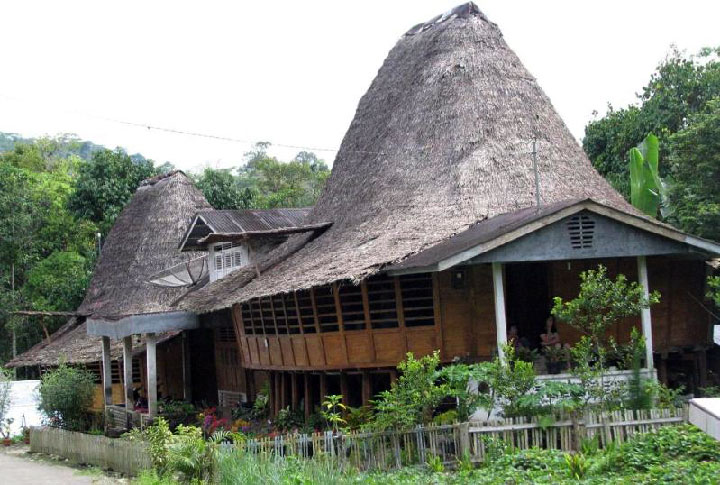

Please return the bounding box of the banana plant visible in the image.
[629,133,665,217]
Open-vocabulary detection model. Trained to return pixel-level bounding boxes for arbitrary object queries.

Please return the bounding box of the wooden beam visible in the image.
[146,333,158,417]
[280,372,287,410]
[361,371,371,407]
[360,282,377,361]
[101,337,112,407]
[491,262,507,361]
[340,372,349,407]
[268,372,275,417]
[123,336,133,409]
[291,373,299,409]
[319,373,327,402]
[182,331,192,402]
[332,283,350,364]
[432,273,444,359]
[304,373,311,421]
[637,256,654,370]
[310,288,327,366]
[394,277,409,355]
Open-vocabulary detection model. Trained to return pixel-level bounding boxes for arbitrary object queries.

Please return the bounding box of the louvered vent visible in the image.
[567,214,595,249]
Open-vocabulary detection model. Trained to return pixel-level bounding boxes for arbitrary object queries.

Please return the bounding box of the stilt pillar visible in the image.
[181,331,192,402]
[123,336,133,409]
[146,333,158,417]
[636,256,654,371]
[361,371,371,407]
[101,336,113,406]
[304,373,311,420]
[492,262,507,361]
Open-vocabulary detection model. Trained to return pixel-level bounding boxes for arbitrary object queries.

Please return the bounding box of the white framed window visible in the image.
[211,242,246,280]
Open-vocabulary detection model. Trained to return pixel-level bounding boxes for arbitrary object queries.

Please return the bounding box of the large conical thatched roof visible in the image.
[79,170,212,318]
[181,4,634,313]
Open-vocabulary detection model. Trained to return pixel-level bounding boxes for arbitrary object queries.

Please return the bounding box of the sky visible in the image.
[0,1,718,172]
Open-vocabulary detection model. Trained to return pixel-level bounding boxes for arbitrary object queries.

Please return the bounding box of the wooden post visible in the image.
[123,336,133,409]
[181,331,193,402]
[146,333,158,417]
[637,256,654,370]
[280,372,286,410]
[246,369,256,401]
[268,372,275,417]
[291,373,299,410]
[492,262,507,361]
[361,371,371,407]
[101,337,113,407]
[340,373,349,407]
[304,373,312,420]
[319,373,327,403]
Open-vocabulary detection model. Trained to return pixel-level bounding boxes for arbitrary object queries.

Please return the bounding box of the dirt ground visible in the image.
[0,444,130,484]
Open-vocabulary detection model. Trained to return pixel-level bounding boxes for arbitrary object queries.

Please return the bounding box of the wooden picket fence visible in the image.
[30,426,151,476]
[235,407,686,470]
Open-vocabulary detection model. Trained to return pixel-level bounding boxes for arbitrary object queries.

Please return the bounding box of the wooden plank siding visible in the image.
[229,257,712,371]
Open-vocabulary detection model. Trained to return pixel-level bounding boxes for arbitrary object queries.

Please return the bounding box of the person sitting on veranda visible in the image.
[508,325,530,350]
[540,316,562,348]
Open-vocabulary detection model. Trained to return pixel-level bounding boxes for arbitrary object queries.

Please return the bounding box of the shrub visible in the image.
[38,364,95,431]
[372,351,447,430]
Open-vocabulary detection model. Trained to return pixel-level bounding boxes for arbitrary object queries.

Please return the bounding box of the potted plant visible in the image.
[1,418,14,446]
[22,426,30,444]
[543,345,569,374]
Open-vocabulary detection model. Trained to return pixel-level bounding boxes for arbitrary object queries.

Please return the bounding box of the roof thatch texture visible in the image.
[180,4,635,313]
[5,318,179,368]
[78,170,212,318]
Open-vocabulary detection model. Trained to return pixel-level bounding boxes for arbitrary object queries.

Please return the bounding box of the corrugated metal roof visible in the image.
[199,208,311,233]
[179,208,318,251]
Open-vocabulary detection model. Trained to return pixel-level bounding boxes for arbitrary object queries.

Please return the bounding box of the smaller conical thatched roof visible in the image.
[78,171,212,319]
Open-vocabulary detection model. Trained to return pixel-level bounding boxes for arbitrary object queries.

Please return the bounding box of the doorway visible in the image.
[505,262,550,349]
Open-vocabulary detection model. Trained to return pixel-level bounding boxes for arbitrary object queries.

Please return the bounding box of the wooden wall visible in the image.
[233,273,441,370]
[231,256,711,372]
[546,256,711,351]
[214,325,246,393]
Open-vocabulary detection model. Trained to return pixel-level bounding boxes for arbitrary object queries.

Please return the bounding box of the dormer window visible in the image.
[212,242,245,280]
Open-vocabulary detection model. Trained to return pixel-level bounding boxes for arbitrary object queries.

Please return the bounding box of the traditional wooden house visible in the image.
[179,3,720,418]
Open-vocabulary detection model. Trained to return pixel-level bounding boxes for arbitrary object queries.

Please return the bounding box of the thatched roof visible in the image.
[5,318,179,368]
[179,4,635,313]
[78,170,212,319]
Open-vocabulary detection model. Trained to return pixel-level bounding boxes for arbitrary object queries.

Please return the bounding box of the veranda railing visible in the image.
[233,407,686,471]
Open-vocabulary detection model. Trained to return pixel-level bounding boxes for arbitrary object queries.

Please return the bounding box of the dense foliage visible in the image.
[38,364,96,431]
[192,143,330,209]
[583,46,720,238]
[0,134,328,366]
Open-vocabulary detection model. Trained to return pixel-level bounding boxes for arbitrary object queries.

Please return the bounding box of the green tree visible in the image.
[666,99,720,240]
[584,46,720,199]
[193,167,253,209]
[23,251,90,312]
[69,148,158,234]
